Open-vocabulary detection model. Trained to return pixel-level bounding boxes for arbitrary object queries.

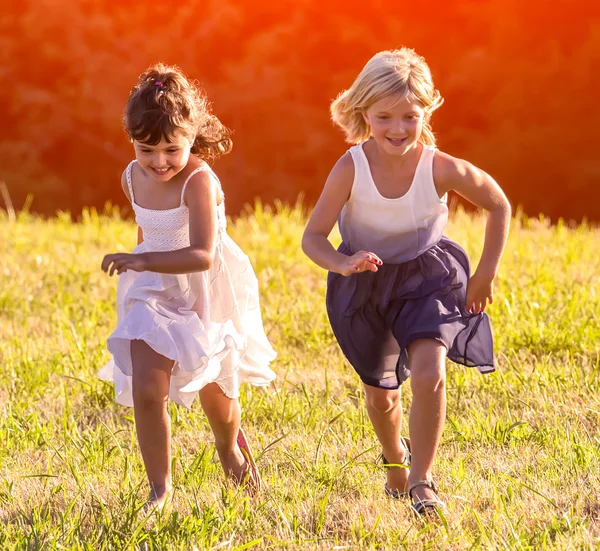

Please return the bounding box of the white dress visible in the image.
[98,161,277,408]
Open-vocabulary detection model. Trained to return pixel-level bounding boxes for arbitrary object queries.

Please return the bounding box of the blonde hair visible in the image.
[330,48,444,145]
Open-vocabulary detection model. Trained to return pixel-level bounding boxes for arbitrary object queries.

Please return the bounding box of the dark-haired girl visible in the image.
[99,64,276,510]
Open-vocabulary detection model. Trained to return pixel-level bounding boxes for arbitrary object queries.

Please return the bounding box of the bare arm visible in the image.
[302,153,382,275]
[435,152,512,311]
[102,171,217,276]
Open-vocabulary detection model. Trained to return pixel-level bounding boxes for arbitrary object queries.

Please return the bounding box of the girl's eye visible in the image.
[166,150,179,154]
[377,116,390,120]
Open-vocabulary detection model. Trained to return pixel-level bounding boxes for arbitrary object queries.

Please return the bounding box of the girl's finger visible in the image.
[101,256,112,272]
[368,254,383,266]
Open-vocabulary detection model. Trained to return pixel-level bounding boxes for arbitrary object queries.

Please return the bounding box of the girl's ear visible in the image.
[361,110,370,126]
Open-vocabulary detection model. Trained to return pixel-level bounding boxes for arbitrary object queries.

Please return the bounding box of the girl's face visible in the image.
[363,95,425,156]
[133,133,192,181]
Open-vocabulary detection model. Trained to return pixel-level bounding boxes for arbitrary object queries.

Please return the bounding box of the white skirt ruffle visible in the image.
[98,235,276,408]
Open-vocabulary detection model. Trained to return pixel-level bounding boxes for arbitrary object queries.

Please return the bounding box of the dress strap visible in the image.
[180,166,224,205]
[126,160,136,203]
[180,167,205,206]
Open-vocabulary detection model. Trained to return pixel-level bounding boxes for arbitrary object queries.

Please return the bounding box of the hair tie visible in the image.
[155,81,163,87]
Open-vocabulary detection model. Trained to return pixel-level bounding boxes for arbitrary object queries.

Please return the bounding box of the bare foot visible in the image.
[219,446,248,484]
[143,486,172,515]
[218,430,261,495]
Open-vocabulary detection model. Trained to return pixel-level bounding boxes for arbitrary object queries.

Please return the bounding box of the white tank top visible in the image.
[338,142,448,263]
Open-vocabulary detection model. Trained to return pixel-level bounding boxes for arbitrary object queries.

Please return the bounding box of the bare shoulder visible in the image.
[120,165,132,203]
[433,150,489,195]
[182,167,218,207]
[433,149,509,211]
[321,150,355,201]
[304,151,355,236]
[330,150,355,183]
[433,150,475,179]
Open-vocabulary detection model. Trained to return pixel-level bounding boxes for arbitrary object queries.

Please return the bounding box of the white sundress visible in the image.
[98,161,277,408]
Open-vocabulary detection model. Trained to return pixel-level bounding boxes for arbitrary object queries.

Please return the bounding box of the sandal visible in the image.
[236,428,261,494]
[382,436,411,499]
[408,479,446,516]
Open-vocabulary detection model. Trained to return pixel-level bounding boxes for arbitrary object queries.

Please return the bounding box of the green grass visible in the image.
[1,202,599,550]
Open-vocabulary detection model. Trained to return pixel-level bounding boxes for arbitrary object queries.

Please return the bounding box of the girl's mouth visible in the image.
[151,167,171,175]
[386,137,407,147]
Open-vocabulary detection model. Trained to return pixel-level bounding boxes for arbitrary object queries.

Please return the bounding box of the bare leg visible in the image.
[131,339,174,508]
[407,339,446,503]
[199,383,247,482]
[363,385,410,493]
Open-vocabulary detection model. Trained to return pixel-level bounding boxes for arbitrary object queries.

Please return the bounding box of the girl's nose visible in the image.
[391,120,407,135]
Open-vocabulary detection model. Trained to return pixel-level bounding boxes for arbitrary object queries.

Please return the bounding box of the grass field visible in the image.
[1,203,599,550]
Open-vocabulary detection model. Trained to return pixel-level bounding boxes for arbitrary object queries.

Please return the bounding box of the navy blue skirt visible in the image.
[326,237,495,389]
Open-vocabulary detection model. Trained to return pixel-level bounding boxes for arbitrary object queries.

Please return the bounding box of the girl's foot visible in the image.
[407,480,446,516]
[220,429,261,495]
[143,486,173,514]
[220,446,247,481]
[383,436,411,498]
[236,428,261,493]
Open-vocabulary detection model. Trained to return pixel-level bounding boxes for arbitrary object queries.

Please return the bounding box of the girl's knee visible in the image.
[365,387,400,414]
[410,365,446,394]
[202,399,233,422]
[408,340,446,394]
[132,373,168,405]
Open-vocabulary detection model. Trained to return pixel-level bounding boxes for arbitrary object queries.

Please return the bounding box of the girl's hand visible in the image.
[465,270,494,314]
[337,250,383,276]
[101,253,148,276]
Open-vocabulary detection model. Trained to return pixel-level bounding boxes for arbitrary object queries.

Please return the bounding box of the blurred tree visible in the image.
[1,0,599,221]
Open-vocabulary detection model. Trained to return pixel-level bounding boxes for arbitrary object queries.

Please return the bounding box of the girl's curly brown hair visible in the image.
[124,63,232,160]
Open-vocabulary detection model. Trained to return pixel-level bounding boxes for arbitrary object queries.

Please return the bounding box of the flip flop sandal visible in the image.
[382,436,411,499]
[236,428,261,494]
[408,479,446,516]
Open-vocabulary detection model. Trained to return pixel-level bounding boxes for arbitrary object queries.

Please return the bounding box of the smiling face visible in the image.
[133,133,192,181]
[362,94,426,156]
